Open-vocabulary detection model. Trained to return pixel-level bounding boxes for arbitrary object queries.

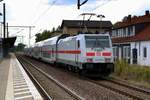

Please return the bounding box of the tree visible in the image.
[122,16,128,22]
[51,27,55,33]
[15,43,26,51]
[35,33,42,42]
[35,30,52,42]
[35,26,63,42]
[56,25,61,31]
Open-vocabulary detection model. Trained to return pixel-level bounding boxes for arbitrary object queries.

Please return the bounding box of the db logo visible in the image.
[96,52,101,56]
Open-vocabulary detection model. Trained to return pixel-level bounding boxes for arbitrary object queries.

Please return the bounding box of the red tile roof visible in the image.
[114,14,150,28]
[112,24,150,43]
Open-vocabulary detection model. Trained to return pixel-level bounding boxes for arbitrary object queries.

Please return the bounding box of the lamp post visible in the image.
[0,0,3,37]
[0,0,6,38]
[97,14,105,33]
[0,22,2,37]
[3,3,6,38]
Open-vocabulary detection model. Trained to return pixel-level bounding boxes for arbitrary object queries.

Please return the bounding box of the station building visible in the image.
[0,37,16,58]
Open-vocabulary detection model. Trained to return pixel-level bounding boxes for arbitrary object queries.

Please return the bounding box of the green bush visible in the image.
[114,59,129,76]
[114,60,150,83]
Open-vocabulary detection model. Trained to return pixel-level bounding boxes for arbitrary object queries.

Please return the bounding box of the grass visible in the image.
[113,59,150,86]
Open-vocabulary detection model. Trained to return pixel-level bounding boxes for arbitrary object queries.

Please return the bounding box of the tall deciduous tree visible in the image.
[35,30,52,42]
[35,26,62,42]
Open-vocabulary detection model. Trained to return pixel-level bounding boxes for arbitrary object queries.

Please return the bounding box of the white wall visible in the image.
[131,41,150,66]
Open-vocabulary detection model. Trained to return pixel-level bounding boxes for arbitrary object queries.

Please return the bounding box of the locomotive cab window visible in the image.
[85,36,110,49]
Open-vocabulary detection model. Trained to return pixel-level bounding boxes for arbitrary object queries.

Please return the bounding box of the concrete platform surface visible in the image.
[0,54,43,100]
[0,56,10,100]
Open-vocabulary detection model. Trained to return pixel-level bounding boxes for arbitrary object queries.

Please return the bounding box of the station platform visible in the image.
[0,53,43,100]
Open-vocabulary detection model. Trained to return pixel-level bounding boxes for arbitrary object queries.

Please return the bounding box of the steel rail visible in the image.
[106,77,150,95]
[18,55,84,100]
[86,78,148,100]
[17,56,52,100]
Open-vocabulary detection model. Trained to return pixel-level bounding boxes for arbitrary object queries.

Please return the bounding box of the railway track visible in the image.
[17,55,83,100]
[17,55,150,100]
[106,76,150,95]
[17,55,52,100]
[86,77,150,100]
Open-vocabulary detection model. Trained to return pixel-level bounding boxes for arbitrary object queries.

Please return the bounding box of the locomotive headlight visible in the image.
[87,58,93,62]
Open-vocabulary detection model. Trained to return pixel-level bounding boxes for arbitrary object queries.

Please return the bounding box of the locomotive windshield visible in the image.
[85,36,110,48]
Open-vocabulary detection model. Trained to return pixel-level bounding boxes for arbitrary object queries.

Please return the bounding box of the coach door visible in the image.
[75,40,80,64]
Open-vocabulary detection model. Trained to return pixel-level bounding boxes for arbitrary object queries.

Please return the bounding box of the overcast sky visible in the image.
[0,0,150,46]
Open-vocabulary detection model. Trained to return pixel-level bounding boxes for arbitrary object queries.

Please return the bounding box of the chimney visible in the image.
[127,15,131,21]
[145,10,149,16]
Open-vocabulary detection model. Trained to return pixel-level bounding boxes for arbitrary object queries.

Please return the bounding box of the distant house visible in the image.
[61,20,112,35]
[109,10,150,66]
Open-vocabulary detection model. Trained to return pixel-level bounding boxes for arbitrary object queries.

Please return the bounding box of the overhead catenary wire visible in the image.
[30,0,42,21]
[27,0,58,45]
[91,0,116,11]
[32,0,115,44]
[30,0,58,40]
[30,28,43,39]
[32,0,58,25]
[74,0,116,20]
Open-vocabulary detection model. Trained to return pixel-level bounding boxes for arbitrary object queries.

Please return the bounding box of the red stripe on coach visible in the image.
[46,50,81,54]
[58,50,81,54]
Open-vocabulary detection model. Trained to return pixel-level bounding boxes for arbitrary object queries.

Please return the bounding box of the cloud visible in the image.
[4,0,150,46]
[81,0,150,23]
[51,0,76,5]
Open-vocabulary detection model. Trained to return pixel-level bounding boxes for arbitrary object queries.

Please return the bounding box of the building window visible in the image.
[127,26,134,36]
[113,46,118,61]
[111,30,114,37]
[119,29,122,37]
[123,46,130,62]
[116,29,118,37]
[120,28,122,37]
[123,28,126,37]
[132,26,135,36]
[126,27,128,36]
[112,30,115,37]
[130,26,133,36]
[123,46,130,58]
[128,27,131,36]
[113,30,115,37]
[143,47,147,58]
[118,29,120,37]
